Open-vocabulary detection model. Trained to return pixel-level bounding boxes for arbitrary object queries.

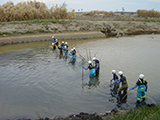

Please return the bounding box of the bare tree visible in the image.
[122,7,125,12]
[62,0,67,8]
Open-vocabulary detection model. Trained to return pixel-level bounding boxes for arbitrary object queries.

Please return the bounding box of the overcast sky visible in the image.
[0,0,160,12]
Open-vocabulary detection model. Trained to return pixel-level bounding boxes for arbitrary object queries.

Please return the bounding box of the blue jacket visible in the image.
[82,64,95,77]
[51,39,56,42]
[110,74,118,82]
[111,76,127,85]
[130,79,148,92]
[69,50,76,59]
[64,49,68,55]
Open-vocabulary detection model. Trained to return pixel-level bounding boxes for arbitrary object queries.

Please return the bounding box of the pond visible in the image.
[0,34,160,120]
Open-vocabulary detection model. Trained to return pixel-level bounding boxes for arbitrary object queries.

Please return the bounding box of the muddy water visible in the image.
[0,34,160,119]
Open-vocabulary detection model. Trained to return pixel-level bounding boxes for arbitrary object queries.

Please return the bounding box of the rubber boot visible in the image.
[142,98,145,102]
[141,98,146,105]
[118,91,121,96]
[136,100,140,107]
[136,100,140,104]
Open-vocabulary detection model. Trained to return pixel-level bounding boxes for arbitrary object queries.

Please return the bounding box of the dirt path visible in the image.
[0,31,106,45]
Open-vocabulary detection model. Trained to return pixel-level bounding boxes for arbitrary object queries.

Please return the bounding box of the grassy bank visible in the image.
[104,105,160,120]
[32,104,159,120]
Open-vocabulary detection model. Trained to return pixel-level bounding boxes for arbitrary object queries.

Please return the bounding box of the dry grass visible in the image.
[0,0,75,22]
[137,9,160,17]
[83,10,114,16]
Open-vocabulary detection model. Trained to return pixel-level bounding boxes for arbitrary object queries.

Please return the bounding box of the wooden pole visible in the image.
[85,48,89,60]
[122,90,131,99]
[89,50,91,60]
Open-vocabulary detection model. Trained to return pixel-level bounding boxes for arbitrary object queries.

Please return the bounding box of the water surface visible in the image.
[0,34,160,119]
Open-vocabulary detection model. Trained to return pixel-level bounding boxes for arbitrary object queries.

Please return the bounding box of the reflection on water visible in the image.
[82,76,100,90]
[88,76,100,87]
[0,35,160,119]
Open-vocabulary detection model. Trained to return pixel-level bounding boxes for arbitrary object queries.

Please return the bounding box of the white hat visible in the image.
[118,71,123,75]
[88,60,92,64]
[111,70,116,74]
[65,42,68,44]
[52,36,54,38]
[139,74,144,79]
[62,41,64,43]
[93,57,96,61]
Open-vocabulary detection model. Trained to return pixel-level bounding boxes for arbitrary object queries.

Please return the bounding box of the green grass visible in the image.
[26,31,34,33]
[12,31,18,33]
[32,19,60,24]
[95,24,98,27]
[35,29,44,32]
[110,105,160,120]
[75,18,91,20]
[0,19,84,25]
[75,24,79,27]
[54,28,58,31]
[142,17,160,22]
[45,25,49,30]
[0,32,10,35]
[0,19,68,25]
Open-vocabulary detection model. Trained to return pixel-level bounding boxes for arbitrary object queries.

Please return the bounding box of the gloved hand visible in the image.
[145,89,147,92]
[68,53,72,56]
[110,79,113,82]
[130,88,133,90]
[82,66,88,70]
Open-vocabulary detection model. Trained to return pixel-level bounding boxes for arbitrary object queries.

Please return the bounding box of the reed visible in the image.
[0,0,75,22]
[137,9,160,17]
[83,10,114,16]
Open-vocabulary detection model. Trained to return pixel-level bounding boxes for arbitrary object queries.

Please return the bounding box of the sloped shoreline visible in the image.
[0,20,160,46]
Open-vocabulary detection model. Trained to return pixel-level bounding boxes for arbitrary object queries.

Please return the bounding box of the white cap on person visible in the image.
[139,74,144,79]
[88,60,92,64]
[118,71,123,75]
[111,70,116,74]
[93,57,96,61]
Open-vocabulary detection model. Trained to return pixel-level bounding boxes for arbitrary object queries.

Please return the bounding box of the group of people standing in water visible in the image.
[51,35,148,106]
[82,57,100,77]
[51,36,76,63]
[110,70,148,106]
